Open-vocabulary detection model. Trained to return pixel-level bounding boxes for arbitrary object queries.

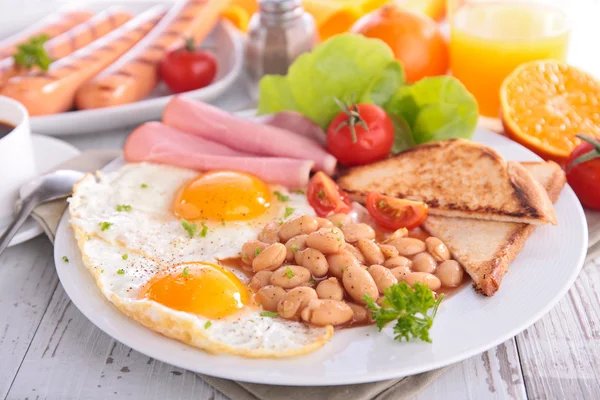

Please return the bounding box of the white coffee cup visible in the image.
[0,96,36,225]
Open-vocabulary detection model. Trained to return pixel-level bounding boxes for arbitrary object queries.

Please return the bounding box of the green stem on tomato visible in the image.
[185,38,196,52]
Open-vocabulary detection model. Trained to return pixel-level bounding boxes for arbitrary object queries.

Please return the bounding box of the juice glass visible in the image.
[448,0,570,117]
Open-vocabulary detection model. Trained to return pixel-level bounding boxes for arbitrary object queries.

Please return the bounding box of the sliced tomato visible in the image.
[307,172,352,217]
[366,192,428,230]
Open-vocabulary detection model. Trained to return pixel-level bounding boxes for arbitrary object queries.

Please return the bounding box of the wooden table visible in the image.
[1,77,600,399]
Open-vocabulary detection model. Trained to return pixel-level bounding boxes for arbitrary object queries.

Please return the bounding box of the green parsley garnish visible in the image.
[13,34,52,71]
[378,200,385,208]
[117,269,125,275]
[101,269,104,274]
[62,256,69,263]
[278,220,284,226]
[181,219,197,238]
[221,221,226,226]
[122,254,128,260]
[182,267,189,278]
[116,204,132,212]
[291,244,299,252]
[295,189,305,195]
[364,282,443,343]
[99,221,112,231]
[285,266,295,279]
[140,183,148,189]
[200,222,208,238]
[204,321,212,329]
[308,277,316,285]
[260,311,278,318]
[274,191,290,202]
[255,247,261,256]
[284,206,295,219]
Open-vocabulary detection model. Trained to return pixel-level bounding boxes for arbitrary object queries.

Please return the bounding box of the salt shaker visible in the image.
[245,0,318,87]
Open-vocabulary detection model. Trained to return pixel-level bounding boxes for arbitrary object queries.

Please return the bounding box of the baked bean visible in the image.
[316,277,344,300]
[248,270,273,291]
[347,303,371,323]
[411,252,437,274]
[326,250,361,279]
[327,213,352,228]
[436,260,464,287]
[384,256,412,269]
[241,240,268,266]
[277,287,318,320]
[342,264,379,304]
[390,266,411,281]
[270,265,311,289]
[383,228,408,243]
[316,217,334,228]
[255,285,286,312]
[258,222,280,244]
[344,243,366,263]
[284,234,308,261]
[379,244,399,259]
[390,238,426,256]
[404,272,441,291]
[306,227,344,254]
[368,265,398,293]
[300,299,354,326]
[252,243,286,272]
[279,215,319,242]
[357,238,385,265]
[300,248,329,277]
[425,237,451,262]
[341,223,375,243]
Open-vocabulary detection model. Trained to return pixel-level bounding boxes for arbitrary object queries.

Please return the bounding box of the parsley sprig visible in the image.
[364,282,443,343]
[13,34,52,71]
[273,191,290,202]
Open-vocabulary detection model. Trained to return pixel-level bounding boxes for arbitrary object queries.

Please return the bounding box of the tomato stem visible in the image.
[332,97,369,143]
[184,37,196,52]
[570,134,600,170]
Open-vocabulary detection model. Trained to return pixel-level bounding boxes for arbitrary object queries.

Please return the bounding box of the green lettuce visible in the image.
[258,34,405,129]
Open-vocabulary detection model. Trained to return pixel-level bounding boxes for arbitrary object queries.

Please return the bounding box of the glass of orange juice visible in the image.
[448,0,571,117]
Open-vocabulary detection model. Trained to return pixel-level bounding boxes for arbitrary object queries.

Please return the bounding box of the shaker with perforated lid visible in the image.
[245,0,317,86]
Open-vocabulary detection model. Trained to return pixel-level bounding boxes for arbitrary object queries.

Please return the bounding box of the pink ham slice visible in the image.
[124,121,314,187]
[162,96,337,175]
[252,111,327,147]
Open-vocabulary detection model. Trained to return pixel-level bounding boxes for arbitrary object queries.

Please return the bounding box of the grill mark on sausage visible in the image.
[68,30,78,52]
[97,84,117,91]
[134,56,156,66]
[112,70,134,78]
[146,44,165,52]
[107,10,118,27]
[177,15,194,23]
[160,29,183,39]
[60,64,78,71]
[36,73,59,80]
[99,44,116,53]
[78,54,97,62]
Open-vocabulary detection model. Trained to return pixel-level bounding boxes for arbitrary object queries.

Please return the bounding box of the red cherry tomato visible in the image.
[366,192,428,230]
[307,172,352,217]
[159,39,217,94]
[326,103,394,167]
[566,135,600,210]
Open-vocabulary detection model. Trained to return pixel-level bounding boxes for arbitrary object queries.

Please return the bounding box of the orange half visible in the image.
[500,60,600,163]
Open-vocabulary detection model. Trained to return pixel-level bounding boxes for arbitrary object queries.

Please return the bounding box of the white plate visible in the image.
[53,129,588,386]
[2,134,79,247]
[6,0,245,136]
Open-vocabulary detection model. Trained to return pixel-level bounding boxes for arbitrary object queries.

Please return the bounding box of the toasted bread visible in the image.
[422,161,566,296]
[337,139,557,225]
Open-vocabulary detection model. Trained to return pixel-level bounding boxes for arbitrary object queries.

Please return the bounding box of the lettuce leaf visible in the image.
[258,34,405,130]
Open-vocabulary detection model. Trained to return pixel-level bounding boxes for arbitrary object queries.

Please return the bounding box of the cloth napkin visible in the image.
[36,150,600,400]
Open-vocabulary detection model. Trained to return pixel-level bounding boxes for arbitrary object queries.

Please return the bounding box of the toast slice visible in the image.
[337,139,557,225]
[422,161,566,296]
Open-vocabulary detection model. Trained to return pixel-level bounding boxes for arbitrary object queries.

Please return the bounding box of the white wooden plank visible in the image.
[0,237,58,399]
[7,283,227,400]
[415,339,526,400]
[517,258,600,399]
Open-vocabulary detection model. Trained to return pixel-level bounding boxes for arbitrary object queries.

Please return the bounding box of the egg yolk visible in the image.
[173,171,272,221]
[139,263,249,319]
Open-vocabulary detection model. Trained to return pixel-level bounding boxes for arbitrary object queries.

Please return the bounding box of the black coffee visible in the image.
[0,120,15,139]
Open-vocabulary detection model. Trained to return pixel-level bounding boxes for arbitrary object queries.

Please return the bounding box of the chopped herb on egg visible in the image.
[182,267,189,278]
[221,221,226,226]
[100,269,104,274]
[200,222,208,238]
[122,253,128,260]
[181,219,197,237]
[204,321,212,329]
[99,221,112,231]
[285,266,295,279]
[284,206,295,219]
[116,204,132,212]
[117,269,125,275]
[140,183,148,189]
[62,256,69,263]
[260,311,278,318]
[274,191,290,202]
[295,189,305,195]
[255,248,261,256]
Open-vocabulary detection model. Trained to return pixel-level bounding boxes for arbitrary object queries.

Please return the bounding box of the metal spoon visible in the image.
[0,169,84,255]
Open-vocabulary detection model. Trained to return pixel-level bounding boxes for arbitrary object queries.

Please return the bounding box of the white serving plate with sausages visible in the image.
[0,0,244,136]
[53,128,588,386]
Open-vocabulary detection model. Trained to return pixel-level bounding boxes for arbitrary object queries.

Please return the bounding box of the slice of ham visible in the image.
[124,121,313,187]
[252,111,327,146]
[162,96,337,175]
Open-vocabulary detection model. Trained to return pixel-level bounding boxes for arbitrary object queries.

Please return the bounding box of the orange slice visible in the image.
[500,60,600,163]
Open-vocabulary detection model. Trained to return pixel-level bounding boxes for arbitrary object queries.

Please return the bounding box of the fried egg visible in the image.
[69,163,332,357]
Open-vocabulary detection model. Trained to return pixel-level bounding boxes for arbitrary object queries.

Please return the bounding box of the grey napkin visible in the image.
[37,151,600,400]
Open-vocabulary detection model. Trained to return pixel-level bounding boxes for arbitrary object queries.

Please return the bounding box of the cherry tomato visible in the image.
[326,103,395,167]
[366,192,428,230]
[159,39,217,94]
[566,135,600,210]
[307,172,352,217]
